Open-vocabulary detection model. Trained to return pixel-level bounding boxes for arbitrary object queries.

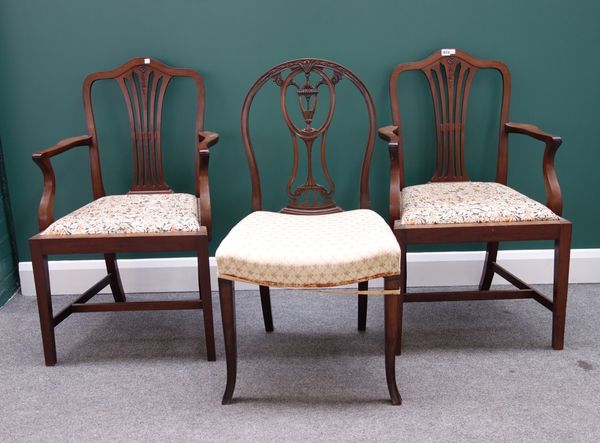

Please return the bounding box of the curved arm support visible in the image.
[197,131,220,240]
[505,122,564,215]
[32,135,92,231]
[378,126,403,223]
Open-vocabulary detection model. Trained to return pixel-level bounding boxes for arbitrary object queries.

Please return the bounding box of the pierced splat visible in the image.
[276,65,338,213]
[423,55,479,181]
[242,59,376,215]
[116,65,173,192]
[82,58,207,197]
[389,49,511,185]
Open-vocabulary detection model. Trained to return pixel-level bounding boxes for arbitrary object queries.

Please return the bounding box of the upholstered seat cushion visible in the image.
[216,209,400,287]
[397,181,560,226]
[41,193,201,235]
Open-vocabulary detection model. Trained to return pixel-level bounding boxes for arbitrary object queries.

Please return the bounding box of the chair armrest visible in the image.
[32,135,92,160]
[198,131,219,150]
[32,135,93,231]
[505,122,564,215]
[378,126,402,224]
[505,122,561,144]
[196,131,220,239]
[378,125,400,143]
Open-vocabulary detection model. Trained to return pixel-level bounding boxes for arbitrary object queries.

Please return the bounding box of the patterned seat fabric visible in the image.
[42,193,201,235]
[216,209,400,287]
[397,181,560,226]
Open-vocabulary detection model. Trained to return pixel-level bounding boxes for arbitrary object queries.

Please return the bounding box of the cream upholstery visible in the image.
[42,193,201,235]
[216,209,400,287]
[397,181,560,226]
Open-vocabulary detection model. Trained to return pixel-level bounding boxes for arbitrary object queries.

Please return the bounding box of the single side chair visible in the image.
[379,49,572,353]
[215,59,403,405]
[29,58,218,365]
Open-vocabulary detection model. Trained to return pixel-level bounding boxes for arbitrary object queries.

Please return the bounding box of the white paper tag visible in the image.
[441,49,456,56]
[144,58,151,64]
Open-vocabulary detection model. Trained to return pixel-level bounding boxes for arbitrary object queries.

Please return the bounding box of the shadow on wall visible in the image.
[0,136,19,305]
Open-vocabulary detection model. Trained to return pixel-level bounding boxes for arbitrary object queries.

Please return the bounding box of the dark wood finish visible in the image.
[30,241,56,366]
[32,135,93,231]
[478,241,499,291]
[240,57,377,337]
[81,58,207,197]
[219,59,401,404]
[552,222,572,350]
[29,230,206,254]
[505,122,563,215]
[197,131,219,239]
[241,58,377,214]
[71,300,204,312]
[357,281,368,331]
[104,253,126,302]
[397,238,407,355]
[53,275,112,326]
[219,278,237,405]
[259,285,274,332]
[197,239,216,360]
[384,275,402,405]
[29,58,218,365]
[382,49,572,351]
[386,49,511,185]
[397,220,563,243]
[404,289,536,303]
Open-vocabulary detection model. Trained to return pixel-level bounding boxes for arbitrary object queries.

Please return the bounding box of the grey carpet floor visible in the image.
[0,285,599,442]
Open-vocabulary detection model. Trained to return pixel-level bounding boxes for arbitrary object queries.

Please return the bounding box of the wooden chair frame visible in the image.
[29,58,218,365]
[218,58,402,405]
[379,49,572,353]
[240,59,379,333]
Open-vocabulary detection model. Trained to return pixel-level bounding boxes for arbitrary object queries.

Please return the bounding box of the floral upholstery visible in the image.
[41,193,201,235]
[397,181,560,226]
[216,209,400,287]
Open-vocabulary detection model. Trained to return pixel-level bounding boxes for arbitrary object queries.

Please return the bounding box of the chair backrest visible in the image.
[241,58,377,214]
[82,58,206,198]
[389,49,512,186]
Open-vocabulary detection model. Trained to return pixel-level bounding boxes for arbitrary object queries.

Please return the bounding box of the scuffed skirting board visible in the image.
[18,249,599,296]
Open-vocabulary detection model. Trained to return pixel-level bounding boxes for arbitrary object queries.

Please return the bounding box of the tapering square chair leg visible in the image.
[219,278,237,404]
[552,223,572,350]
[30,242,57,366]
[259,285,274,332]
[384,275,402,405]
[358,281,368,331]
[198,243,216,361]
[396,247,407,356]
[104,253,126,302]
[478,242,499,291]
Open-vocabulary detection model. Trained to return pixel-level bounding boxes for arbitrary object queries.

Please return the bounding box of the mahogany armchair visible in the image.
[29,58,217,365]
[215,59,403,405]
[379,49,572,353]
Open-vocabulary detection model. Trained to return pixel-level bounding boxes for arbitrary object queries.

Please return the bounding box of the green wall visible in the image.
[0,0,598,261]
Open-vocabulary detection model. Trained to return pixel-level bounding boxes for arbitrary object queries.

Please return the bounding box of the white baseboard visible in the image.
[18,249,600,296]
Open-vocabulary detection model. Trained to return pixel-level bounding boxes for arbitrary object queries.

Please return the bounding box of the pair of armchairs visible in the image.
[30,50,571,406]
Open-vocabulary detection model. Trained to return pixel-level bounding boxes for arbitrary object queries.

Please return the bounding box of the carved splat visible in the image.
[423,55,478,181]
[389,49,511,185]
[116,66,173,192]
[276,66,338,212]
[242,59,377,214]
